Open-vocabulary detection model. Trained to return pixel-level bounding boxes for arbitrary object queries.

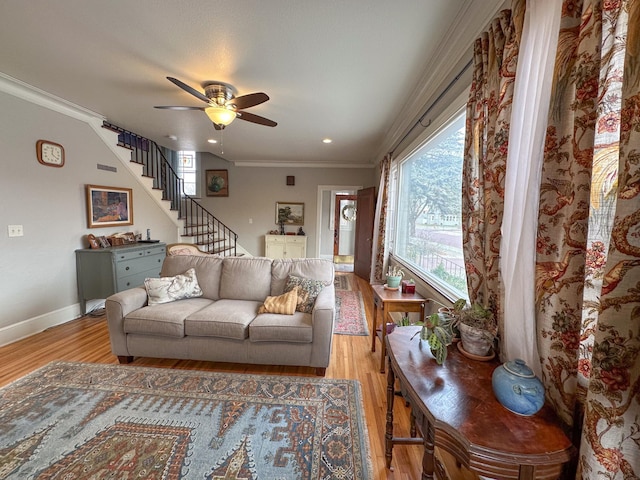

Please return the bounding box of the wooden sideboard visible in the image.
[75,243,166,314]
[385,326,574,479]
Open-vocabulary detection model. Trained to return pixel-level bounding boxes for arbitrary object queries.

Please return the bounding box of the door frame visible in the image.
[315,185,362,259]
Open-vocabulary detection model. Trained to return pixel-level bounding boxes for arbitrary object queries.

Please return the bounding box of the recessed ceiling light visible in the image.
[207,139,218,144]
[166,135,178,141]
[322,138,332,144]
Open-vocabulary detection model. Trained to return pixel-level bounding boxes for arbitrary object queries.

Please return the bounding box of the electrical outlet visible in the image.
[8,225,23,237]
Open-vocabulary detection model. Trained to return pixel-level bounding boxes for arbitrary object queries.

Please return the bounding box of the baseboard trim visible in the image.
[0,305,82,347]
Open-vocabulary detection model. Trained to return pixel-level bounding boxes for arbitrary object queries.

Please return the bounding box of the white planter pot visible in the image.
[459,322,493,357]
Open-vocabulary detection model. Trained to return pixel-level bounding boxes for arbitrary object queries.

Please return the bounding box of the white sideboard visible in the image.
[265,235,307,258]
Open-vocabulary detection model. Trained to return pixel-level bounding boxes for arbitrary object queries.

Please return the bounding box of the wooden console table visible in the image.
[371,284,425,373]
[385,327,574,479]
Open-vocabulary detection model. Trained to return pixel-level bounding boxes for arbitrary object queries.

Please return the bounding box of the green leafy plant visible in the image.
[414,312,455,365]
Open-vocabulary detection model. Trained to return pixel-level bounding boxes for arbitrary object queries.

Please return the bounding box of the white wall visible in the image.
[0,91,178,343]
[198,153,374,257]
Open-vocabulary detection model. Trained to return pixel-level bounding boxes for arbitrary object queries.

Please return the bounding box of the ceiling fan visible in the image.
[155,77,277,129]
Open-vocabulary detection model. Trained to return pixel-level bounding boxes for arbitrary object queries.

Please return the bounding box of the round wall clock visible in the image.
[36,140,65,167]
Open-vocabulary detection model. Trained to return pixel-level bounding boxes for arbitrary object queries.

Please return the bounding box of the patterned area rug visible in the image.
[334,290,369,336]
[334,274,352,291]
[0,362,373,479]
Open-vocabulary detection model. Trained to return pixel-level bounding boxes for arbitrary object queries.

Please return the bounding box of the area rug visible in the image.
[334,290,369,336]
[0,362,373,479]
[334,274,352,290]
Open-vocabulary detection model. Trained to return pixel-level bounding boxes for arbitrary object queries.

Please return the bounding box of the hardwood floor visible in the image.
[0,273,474,480]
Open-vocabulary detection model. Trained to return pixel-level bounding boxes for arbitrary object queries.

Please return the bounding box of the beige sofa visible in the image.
[105,255,335,375]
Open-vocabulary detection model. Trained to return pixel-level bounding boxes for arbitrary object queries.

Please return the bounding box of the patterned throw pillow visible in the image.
[284,275,329,313]
[257,286,300,315]
[144,268,203,305]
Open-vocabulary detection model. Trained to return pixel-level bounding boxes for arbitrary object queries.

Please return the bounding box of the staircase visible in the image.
[102,122,238,256]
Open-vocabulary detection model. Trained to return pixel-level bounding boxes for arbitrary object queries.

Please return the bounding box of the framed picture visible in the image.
[206,169,229,197]
[97,236,111,248]
[276,201,304,226]
[86,185,133,228]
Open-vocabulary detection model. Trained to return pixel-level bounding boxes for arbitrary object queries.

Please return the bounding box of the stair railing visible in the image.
[102,122,238,256]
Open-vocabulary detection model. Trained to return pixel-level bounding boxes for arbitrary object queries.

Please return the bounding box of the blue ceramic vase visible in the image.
[492,359,545,416]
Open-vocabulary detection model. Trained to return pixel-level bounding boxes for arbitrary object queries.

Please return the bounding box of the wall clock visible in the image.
[36,140,65,167]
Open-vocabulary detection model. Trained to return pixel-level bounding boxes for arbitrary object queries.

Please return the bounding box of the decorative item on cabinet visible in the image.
[492,359,545,416]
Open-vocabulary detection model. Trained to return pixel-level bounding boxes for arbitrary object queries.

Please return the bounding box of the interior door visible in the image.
[353,186,376,280]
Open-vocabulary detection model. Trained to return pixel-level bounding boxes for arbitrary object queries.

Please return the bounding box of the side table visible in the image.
[385,327,574,479]
[370,284,425,373]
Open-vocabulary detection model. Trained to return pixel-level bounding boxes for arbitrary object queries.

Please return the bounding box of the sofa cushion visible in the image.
[124,298,214,338]
[284,275,330,314]
[160,255,224,300]
[257,286,299,315]
[219,257,273,301]
[250,312,313,343]
[144,268,203,305]
[184,299,261,340]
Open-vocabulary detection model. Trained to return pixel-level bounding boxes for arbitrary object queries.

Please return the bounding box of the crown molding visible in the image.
[233,161,374,169]
[0,72,104,123]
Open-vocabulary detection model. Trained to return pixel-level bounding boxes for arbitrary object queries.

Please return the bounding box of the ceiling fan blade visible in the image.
[154,106,205,110]
[166,77,210,103]
[236,111,277,127]
[231,92,269,110]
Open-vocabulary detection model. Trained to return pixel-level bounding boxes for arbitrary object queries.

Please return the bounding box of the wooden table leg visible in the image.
[385,355,396,469]
[380,306,388,373]
[371,303,378,353]
[423,421,435,480]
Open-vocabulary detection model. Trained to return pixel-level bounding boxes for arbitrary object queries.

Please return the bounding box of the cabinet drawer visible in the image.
[267,236,286,244]
[287,237,305,244]
[116,254,164,277]
[116,269,159,291]
[144,245,166,256]
[114,249,146,262]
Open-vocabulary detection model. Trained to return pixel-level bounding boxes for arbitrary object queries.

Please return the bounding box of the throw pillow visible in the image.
[284,275,329,313]
[144,268,203,305]
[257,286,300,315]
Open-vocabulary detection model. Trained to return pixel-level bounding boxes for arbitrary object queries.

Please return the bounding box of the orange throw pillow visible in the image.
[257,286,300,315]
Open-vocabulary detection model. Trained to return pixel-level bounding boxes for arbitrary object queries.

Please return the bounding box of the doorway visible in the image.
[334,194,357,270]
[315,185,362,270]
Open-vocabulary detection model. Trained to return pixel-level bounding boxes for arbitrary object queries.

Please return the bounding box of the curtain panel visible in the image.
[371,154,391,284]
[536,0,640,477]
[462,0,525,331]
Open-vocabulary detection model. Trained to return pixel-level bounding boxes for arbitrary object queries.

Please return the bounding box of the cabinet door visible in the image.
[285,238,306,258]
[265,236,286,258]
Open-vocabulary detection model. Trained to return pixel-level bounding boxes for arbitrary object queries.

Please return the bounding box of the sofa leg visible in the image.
[315,367,326,376]
[117,356,133,364]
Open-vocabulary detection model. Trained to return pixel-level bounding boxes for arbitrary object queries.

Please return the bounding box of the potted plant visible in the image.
[417,312,455,365]
[386,266,404,289]
[456,302,497,357]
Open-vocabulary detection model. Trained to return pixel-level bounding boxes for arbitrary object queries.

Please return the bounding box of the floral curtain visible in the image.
[371,154,391,284]
[536,0,640,477]
[462,0,525,323]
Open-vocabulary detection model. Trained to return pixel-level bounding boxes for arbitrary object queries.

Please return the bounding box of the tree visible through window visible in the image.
[394,112,467,298]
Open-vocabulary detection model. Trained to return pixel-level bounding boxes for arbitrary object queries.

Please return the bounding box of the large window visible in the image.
[394,111,467,299]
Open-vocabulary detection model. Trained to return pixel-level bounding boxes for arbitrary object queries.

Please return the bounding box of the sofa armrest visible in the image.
[105,287,148,356]
[309,286,336,368]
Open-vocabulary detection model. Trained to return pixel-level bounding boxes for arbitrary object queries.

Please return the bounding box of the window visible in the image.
[177,150,198,197]
[393,111,467,299]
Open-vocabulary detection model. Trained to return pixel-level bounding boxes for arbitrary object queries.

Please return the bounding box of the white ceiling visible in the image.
[0,1,500,167]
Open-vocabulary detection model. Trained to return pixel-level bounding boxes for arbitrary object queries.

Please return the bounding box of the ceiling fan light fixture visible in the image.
[205,106,236,126]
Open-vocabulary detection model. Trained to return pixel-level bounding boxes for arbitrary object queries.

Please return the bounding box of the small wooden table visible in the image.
[370,284,425,373]
[385,327,574,479]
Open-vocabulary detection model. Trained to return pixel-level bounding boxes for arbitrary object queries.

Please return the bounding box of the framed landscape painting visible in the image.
[86,185,133,228]
[276,201,304,226]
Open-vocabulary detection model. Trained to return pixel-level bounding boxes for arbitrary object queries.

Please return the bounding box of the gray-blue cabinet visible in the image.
[75,243,166,314]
